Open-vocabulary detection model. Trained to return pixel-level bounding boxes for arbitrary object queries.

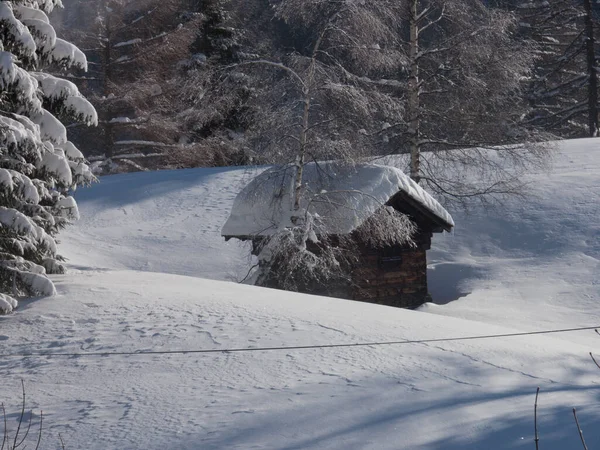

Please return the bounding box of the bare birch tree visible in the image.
[219,0,415,290]
[246,1,408,208]
[381,0,549,204]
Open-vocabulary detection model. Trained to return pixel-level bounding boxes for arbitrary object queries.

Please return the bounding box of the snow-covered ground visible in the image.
[0,139,599,449]
[425,139,600,338]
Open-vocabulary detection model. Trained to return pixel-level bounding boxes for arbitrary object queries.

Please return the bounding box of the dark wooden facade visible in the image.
[349,229,434,309]
[338,190,449,308]
[249,226,435,309]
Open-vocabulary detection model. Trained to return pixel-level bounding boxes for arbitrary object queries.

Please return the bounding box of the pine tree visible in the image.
[0,0,96,313]
[172,0,251,168]
[190,0,239,64]
[59,0,202,172]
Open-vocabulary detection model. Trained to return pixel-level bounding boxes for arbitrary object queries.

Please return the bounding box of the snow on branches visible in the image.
[0,0,96,313]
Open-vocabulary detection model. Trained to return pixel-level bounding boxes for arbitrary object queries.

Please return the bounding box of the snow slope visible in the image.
[0,139,599,449]
[60,166,259,280]
[424,139,600,339]
[2,272,600,450]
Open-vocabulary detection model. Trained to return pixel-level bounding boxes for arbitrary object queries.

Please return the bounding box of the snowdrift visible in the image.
[0,139,597,449]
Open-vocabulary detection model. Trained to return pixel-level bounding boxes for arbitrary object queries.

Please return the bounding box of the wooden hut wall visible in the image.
[350,230,433,309]
[250,227,436,309]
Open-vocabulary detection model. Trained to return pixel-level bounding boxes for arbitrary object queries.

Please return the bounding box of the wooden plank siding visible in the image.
[250,227,435,309]
[349,230,433,308]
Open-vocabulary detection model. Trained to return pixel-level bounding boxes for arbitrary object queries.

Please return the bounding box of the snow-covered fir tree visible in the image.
[190,0,239,65]
[0,0,97,313]
[174,0,251,168]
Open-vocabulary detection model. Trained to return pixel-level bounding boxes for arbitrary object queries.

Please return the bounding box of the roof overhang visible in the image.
[388,191,454,233]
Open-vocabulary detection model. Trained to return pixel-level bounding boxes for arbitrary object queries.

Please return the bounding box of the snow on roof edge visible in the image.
[222,162,454,238]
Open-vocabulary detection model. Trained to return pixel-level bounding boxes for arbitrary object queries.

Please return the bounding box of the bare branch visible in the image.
[34,411,42,450]
[1,404,7,450]
[534,387,540,450]
[572,408,588,450]
[590,352,600,370]
[12,380,25,450]
[225,60,306,91]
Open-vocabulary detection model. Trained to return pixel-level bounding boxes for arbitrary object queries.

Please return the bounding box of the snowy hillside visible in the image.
[425,139,600,338]
[60,166,259,280]
[0,139,599,449]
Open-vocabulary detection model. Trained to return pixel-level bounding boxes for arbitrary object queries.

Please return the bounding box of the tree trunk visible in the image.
[408,0,421,182]
[583,0,599,137]
[292,91,310,215]
[291,31,325,218]
[102,3,114,158]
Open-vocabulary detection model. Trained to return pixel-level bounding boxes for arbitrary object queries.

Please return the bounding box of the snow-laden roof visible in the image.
[222,162,454,238]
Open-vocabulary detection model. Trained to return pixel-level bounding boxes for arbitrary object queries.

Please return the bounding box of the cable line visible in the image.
[1,325,598,359]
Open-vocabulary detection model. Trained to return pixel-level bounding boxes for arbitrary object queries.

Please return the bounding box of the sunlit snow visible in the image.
[0,139,598,450]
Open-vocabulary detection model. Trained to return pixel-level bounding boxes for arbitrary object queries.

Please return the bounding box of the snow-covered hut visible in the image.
[222,162,454,308]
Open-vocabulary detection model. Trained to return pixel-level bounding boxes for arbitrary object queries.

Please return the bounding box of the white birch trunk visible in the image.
[408,0,421,183]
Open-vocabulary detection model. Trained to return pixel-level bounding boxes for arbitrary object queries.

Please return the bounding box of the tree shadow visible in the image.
[196,381,600,450]
[73,165,259,208]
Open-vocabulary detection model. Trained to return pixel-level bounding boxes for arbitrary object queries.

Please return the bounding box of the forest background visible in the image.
[55,0,600,180]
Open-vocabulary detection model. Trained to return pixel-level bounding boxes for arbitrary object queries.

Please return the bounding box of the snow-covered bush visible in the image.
[0,0,97,313]
[252,206,417,293]
[252,211,360,292]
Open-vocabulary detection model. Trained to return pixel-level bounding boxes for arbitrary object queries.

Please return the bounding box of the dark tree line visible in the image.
[520,0,600,137]
[56,0,599,179]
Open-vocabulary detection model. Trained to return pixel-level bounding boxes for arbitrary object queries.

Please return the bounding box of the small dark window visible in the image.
[378,245,404,270]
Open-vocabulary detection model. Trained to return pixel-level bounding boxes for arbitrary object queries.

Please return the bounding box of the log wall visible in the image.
[348,230,432,308]
[251,229,435,309]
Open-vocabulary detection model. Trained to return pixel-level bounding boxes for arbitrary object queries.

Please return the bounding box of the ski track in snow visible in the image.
[0,140,599,449]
